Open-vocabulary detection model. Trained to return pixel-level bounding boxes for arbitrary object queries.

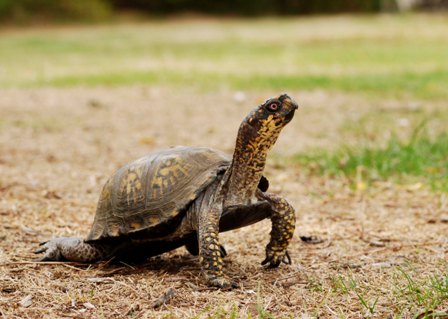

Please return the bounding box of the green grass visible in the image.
[37,68,448,100]
[332,267,448,318]
[294,131,448,192]
[1,14,448,99]
[393,267,448,318]
[334,275,380,315]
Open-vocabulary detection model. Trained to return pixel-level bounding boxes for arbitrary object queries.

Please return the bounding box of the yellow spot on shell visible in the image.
[109,224,120,236]
[159,167,171,176]
[148,216,160,224]
[130,222,141,230]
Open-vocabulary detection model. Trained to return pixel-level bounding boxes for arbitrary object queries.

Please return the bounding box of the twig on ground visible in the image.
[151,287,176,308]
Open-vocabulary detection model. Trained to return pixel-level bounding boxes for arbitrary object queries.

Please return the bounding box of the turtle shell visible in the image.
[86,146,230,242]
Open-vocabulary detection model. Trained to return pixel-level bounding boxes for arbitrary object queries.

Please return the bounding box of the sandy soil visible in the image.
[1,87,447,318]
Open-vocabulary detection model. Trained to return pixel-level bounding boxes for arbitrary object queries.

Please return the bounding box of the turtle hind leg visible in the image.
[35,237,108,262]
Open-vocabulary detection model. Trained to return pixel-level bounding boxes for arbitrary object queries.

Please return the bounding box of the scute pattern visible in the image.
[86,147,230,241]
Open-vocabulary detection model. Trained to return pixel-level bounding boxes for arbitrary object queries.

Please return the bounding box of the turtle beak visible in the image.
[279,94,298,110]
[279,94,298,123]
[284,108,296,123]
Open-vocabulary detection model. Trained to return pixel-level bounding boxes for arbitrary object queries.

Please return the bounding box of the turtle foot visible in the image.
[261,249,291,268]
[34,237,103,262]
[207,277,239,290]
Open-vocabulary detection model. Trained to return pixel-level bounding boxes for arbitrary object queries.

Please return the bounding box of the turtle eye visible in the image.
[266,102,280,112]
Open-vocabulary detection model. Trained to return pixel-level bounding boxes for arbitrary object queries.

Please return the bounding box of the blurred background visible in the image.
[0,0,447,190]
[0,0,447,23]
[0,0,447,187]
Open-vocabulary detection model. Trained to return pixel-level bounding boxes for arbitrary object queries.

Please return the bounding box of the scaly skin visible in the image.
[223,94,297,207]
[257,192,296,267]
[35,237,107,262]
[198,205,237,288]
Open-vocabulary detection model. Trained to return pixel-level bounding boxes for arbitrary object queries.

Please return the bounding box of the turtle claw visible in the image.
[282,251,292,265]
[34,240,63,261]
[261,248,291,268]
[219,245,228,258]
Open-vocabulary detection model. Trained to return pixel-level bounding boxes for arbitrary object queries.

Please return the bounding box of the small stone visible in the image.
[369,240,386,247]
[19,295,32,308]
[371,262,393,268]
[83,302,95,309]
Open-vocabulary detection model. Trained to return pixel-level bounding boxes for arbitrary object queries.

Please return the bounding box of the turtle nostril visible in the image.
[278,94,289,102]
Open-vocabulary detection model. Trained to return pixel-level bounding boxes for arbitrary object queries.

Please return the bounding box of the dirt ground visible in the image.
[1,87,447,318]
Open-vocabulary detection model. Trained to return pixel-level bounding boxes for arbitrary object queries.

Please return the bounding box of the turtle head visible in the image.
[247,93,298,128]
[241,93,298,149]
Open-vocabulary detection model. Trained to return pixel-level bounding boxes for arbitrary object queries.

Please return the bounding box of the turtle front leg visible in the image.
[35,237,107,262]
[197,206,237,289]
[257,192,296,268]
[185,234,227,258]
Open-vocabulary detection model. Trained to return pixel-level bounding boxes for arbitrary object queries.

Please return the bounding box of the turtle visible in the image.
[35,93,298,289]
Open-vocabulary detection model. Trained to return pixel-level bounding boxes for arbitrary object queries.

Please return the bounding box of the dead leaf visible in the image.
[369,240,386,247]
[42,190,62,200]
[87,277,114,283]
[440,216,448,223]
[300,235,324,244]
[139,136,155,145]
[20,225,40,236]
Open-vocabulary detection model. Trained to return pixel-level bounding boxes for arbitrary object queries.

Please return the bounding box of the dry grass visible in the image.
[1,87,447,318]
